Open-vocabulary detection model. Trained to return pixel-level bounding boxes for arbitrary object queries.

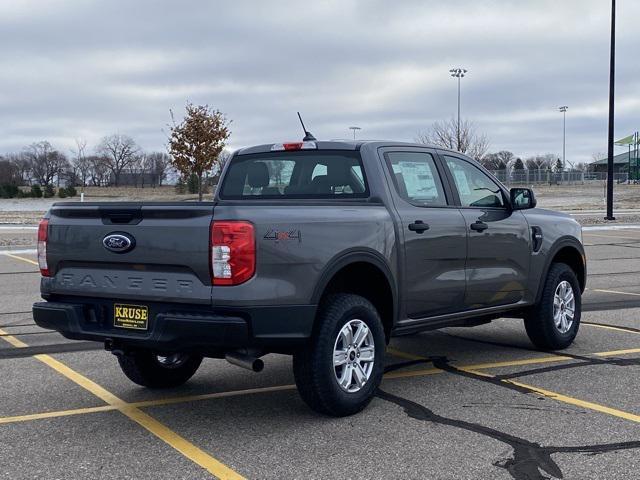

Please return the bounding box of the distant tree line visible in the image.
[480,152,588,174]
[1,102,232,200]
[417,118,588,174]
[0,135,172,193]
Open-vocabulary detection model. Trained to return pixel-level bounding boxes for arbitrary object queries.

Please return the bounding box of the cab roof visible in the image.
[235,140,461,156]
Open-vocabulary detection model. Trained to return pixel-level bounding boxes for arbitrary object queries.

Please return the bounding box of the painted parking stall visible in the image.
[1,228,640,478]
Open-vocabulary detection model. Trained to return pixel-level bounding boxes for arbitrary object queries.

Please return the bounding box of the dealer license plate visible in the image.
[113,304,149,330]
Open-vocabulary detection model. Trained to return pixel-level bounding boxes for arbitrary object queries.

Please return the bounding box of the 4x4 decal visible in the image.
[263,228,302,243]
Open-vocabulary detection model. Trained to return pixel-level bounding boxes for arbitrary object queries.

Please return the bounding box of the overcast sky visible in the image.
[1,0,639,163]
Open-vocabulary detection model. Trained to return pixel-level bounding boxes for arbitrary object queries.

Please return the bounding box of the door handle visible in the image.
[470,221,488,232]
[408,220,430,233]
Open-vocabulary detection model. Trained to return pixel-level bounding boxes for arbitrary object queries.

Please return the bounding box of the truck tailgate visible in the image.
[43,202,214,305]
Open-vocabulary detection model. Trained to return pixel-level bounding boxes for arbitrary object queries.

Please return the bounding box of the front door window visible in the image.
[444,156,504,208]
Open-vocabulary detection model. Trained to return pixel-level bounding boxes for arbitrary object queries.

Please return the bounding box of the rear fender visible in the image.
[311,249,398,325]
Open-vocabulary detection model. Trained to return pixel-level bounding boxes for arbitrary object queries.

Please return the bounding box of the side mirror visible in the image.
[510,188,537,210]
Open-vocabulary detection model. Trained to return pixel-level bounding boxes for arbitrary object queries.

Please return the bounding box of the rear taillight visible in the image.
[37,218,50,277]
[210,221,255,286]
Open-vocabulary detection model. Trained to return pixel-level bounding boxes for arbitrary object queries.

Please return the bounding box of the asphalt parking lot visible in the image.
[1,227,640,479]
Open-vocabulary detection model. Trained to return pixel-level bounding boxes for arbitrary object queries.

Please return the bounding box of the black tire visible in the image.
[117,351,203,388]
[524,262,581,350]
[293,293,386,417]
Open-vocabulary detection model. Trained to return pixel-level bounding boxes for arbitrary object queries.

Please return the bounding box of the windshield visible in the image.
[219,151,368,199]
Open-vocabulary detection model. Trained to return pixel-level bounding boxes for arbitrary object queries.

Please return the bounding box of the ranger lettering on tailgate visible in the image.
[57,273,194,294]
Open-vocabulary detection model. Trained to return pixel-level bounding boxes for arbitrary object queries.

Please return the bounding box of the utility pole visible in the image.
[559,106,568,169]
[605,0,616,220]
[348,126,361,140]
[449,68,467,151]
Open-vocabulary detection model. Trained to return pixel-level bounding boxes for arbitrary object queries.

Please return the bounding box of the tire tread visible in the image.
[524,262,581,350]
[293,294,384,416]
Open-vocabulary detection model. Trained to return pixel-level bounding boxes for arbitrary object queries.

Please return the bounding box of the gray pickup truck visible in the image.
[33,140,586,416]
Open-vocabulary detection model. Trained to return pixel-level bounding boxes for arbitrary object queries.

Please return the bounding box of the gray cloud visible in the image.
[1,0,638,163]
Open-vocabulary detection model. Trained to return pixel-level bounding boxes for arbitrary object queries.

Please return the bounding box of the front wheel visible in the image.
[524,263,581,350]
[293,294,385,417]
[117,351,203,388]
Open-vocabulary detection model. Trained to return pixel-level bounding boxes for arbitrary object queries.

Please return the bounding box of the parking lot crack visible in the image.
[377,388,640,480]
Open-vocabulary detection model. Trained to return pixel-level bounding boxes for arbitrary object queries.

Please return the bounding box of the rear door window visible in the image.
[385,151,447,206]
[220,151,368,199]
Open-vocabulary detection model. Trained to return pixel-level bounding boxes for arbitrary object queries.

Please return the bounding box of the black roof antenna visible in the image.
[297,112,317,141]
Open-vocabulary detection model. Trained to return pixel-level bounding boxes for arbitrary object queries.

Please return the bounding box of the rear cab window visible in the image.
[220,151,368,199]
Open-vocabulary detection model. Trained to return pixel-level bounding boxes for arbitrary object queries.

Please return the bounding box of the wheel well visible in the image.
[320,262,394,340]
[551,246,586,292]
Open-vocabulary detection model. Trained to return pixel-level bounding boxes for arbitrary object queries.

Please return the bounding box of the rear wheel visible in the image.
[293,294,385,417]
[117,351,203,388]
[525,262,581,350]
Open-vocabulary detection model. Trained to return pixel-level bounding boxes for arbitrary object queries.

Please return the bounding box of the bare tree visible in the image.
[211,150,232,182]
[144,152,171,186]
[96,134,139,186]
[6,153,31,185]
[496,151,515,167]
[168,103,231,200]
[128,154,147,188]
[0,159,20,185]
[481,153,508,170]
[525,154,555,171]
[87,155,110,186]
[416,118,489,160]
[70,138,91,188]
[24,141,68,186]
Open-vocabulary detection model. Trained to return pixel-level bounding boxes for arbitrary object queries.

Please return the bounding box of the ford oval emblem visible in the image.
[103,232,135,253]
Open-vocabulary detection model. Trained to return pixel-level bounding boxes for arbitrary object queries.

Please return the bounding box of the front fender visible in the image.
[533,236,586,304]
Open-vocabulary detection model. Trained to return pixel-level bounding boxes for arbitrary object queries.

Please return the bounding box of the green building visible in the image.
[590,151,640,178]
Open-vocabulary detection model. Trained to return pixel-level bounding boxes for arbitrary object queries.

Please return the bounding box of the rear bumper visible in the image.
[33,301,316,353]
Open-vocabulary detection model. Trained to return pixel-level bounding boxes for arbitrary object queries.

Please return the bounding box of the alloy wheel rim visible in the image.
[333,319,375,393]
[553,280,575,334]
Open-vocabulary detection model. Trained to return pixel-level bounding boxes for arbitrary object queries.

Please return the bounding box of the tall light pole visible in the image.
[559,106,568,169]
[348,126,361,140]
[449,67,467,151]
[605,0,616,220]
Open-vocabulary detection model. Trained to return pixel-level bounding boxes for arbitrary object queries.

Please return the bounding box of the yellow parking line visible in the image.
[383,354,571,379]
[4,253,38,266]
[34,354,127,406]
[2,344,639,428]
[594,347,640,357]
[386,347,424,361]
[508,380,640,423]
[591,288,640,297]
[0,405,117,425]
[0,386,300,427]
[0,328,29,348]
[460,367,640,424]
[122,406,243,479]
[130,384,297,409]
[0,330,244,480]
[583,322,640,335]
